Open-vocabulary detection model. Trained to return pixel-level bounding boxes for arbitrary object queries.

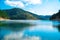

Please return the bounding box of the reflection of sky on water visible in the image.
[25,21,58,32]
[0,20,60,40]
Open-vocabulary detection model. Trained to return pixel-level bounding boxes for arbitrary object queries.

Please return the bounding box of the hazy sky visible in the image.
[0,0,60,15]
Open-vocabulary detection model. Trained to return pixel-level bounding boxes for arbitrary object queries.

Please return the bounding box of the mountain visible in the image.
[0,8,40,20]
[39,15,51,20]
[0,8,51,20]
[0,10,9,20]
[50,10,60,21]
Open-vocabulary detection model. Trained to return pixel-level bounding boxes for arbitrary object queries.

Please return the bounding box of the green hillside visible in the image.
[0,8,39,20]
[0,10,9,19]
[50,10,60,21]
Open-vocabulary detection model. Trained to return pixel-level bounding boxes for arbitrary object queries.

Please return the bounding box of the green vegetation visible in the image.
[0,8,52,20]
[50,10,60,21]
[0,10,9,19]
[0,8,39,20]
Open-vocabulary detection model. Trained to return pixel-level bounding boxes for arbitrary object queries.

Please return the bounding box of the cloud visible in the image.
[22,0,42,5]
[5,0,42,8]
[5,0,25,8]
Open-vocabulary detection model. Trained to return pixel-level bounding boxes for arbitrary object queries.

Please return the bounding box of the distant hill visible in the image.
[0,10,9,20]
[0,8,51,20]
[0,10,9,18]
[0,8,40,20]
[39,15,51,20]
[50,10,60,21]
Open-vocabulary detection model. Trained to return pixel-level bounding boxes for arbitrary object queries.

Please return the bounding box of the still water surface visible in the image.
[0,20,60,40]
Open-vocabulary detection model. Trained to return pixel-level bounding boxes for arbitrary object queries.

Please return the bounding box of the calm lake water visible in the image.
[0,20,60,40]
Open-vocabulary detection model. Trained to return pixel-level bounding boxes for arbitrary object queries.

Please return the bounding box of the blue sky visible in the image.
[0,0,60,15]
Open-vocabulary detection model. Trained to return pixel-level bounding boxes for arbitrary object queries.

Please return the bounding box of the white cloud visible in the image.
[5,0,25,8]
[5,0,42,8]
[23,0,42,5]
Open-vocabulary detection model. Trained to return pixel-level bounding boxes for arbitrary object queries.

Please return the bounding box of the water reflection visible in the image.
[0,21,34,31]
[53,24,60,32]
[0,20,60,40]
[52,21,60,32]
[57,25,60,32]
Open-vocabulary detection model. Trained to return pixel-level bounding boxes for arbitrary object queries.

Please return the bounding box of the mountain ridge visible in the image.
[50,10,60,21]
[0,8,40,20]
[0,8,52,20]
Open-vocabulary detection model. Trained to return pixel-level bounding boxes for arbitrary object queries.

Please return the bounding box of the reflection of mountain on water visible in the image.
[0,21,34,31]
[0,20,60,40]
[57,25,60,31]
[54,24,60,32]
[52,21,60,32]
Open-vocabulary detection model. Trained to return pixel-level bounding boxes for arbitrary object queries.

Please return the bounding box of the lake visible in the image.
[0,20,60,40]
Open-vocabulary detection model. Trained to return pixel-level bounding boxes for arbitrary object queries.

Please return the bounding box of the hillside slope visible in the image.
[0,8,39,20]
[50,10,60,21]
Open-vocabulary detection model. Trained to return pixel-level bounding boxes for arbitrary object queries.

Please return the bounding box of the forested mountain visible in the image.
[50,10,60,21]
[0,8,39,20]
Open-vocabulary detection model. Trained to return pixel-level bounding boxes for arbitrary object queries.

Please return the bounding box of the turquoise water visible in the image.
[0,20,60,40]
